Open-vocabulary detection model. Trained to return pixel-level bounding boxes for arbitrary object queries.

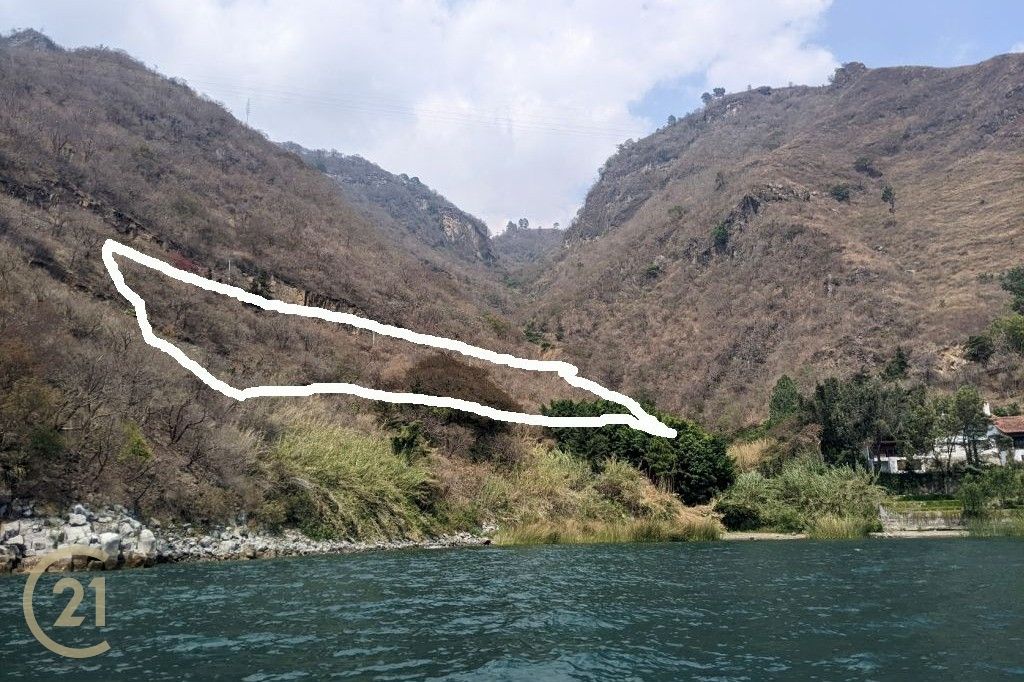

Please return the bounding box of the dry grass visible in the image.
[967,512,1024,538]
[728,438,775,472]
[493,516,721,546]
[530,54,1024,428]
[805,515,875,540]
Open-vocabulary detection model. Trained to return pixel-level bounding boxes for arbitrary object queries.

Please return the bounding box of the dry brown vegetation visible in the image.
[523,57,1024,429]
[3,30,1023,536]
[0,32,574,520]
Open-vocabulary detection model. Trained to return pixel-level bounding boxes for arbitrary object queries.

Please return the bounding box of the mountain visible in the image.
[283,143,495,264]
[0,30,564,519]
[491,224,565,285]
[525,57,1024,428]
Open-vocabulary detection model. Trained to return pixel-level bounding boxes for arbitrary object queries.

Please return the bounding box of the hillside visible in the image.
[491,224,565,285]
[284,143,495,264]
[0,31,579,520]
[525,57,1024,428]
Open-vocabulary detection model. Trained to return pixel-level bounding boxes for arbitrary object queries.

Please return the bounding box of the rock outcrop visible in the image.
[0,500,490,573]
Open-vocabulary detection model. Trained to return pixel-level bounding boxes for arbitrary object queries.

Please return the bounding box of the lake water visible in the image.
[1,538,1022,680]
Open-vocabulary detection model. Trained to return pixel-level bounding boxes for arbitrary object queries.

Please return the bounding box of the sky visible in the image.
[2,1,1021,233]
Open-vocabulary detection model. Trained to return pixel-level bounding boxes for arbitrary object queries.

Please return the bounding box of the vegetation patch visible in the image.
[493,517,721,546]
[261,414,440,540]
[542,399,735,504]
[715,458,886,534]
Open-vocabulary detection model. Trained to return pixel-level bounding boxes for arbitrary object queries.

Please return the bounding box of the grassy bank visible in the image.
[715,459,887,538]
[255,410,719,544]
[493,517,721,545]
[966,513,1024,537]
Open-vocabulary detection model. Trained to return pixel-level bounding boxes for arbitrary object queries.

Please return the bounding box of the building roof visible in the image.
[993,415,1024,435]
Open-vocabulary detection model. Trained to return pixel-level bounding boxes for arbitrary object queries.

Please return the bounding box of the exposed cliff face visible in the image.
[527,55,1024,428]
[284,144,496,264]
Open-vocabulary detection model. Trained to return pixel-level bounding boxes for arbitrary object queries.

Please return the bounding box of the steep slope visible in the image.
[528,57,1024,428]
[0,31,570,517]
[491,224,565,286]
[284,143,495,264]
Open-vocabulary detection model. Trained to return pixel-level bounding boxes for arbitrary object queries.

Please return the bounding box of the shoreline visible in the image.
[0,501,490,575]
[0,500,997,575]
[723,529,971,541]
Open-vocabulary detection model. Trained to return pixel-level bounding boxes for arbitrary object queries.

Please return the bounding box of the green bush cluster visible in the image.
[715,459,886,533]
[958,466,1024,518]
[541,399,735,504]
[828,184,851,202]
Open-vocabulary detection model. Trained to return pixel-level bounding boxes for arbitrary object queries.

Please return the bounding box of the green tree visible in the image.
[881,184,896,213]
[701,92,713,105]
[992,313,1024,355]
[1000,266,1024,313]
[712,87,726,98]
[933,387,988,466]
[119,421,153,462]
[808,374,935,468]
[542,399,735,504]
[712,222,729,251]
[881,346,909,381]
[768,375,801,423]
[964,333,996,365]
[248,271,272,298]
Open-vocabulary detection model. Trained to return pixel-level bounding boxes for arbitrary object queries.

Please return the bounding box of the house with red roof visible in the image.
[992,415,1024,464]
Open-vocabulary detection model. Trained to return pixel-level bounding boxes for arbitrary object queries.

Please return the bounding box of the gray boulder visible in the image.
[62,524,90,545]
[98,532,121,569]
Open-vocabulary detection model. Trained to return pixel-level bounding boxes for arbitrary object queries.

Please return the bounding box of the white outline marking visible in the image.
[101,239,676,438]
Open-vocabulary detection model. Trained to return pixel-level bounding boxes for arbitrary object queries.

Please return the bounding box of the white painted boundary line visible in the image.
[101,239,676,438]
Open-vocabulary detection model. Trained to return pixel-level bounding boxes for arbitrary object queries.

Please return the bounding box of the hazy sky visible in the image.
[3,1,1021,233]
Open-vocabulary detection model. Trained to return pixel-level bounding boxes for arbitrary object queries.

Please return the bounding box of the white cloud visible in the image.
[0,0,836,232]
[1011,42,1024,53]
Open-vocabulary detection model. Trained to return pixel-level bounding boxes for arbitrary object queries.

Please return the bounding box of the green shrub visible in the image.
[853,157,881,178]
[991,314,1024,356]
[715,459,887,532]
[964,334,996,365]
[958,467,1024,518]
[828,184,851,202]
[967,512,1024,537]
[712,222,730,251]
[542,399,735,504]
[118,421,153,462]
[1000,265,1024,314]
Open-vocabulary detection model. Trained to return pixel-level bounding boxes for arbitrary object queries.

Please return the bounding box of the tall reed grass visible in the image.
[493,516,721,546]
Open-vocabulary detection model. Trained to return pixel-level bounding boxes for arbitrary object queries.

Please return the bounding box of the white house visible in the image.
[992,416,1024,464]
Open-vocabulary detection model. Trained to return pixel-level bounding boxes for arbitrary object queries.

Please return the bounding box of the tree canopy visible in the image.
[542,399,734,504]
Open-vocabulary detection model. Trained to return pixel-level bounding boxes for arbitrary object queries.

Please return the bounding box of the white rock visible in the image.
[67,513,88,526]
[4,534,24,546]
[98,532,121,568]
[1,520,20,540]
[62,524,89,545]
[24,529,56,554]
[137,528,156,556]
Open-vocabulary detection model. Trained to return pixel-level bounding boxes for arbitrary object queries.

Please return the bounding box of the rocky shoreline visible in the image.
[0,500,490,574]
